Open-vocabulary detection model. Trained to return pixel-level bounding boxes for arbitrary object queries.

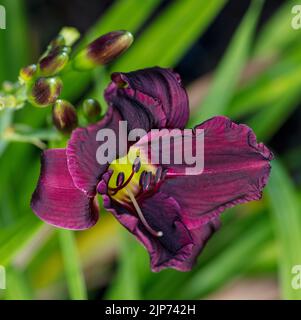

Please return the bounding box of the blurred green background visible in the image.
[1,0,301,300]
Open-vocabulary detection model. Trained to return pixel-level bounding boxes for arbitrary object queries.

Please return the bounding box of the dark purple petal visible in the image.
[67,107,123,197]
[177,218,221,271]
[31,149,99,230]
[105,67,189,130]
[104,197,193,271]
[67,68,189,196]
[156,116,273,228]
[98,171,219,271]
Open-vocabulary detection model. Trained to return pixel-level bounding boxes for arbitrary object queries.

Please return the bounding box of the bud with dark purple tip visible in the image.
[39,47,69,77]
[72,30,134,71]
[48,34,66,52]
[28,77,63,108]
[82,98,102,122]
[46,27,80,53]
[19,64,37,83]
[52,99,78,134]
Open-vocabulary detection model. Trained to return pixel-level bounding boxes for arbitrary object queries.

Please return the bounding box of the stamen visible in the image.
[142,171,152,191]
[154,167,163,184]
[132,156,141,173]
[116,172,125,187]
[125,187,163,238]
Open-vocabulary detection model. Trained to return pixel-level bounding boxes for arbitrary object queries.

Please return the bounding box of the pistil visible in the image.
[125,187,163,238]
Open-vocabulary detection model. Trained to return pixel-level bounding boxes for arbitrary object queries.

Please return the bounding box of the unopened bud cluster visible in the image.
[15,28,133,134]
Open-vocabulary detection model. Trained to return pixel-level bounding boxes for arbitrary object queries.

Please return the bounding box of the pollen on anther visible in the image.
[132,157,141,173]
[142,171,152,191]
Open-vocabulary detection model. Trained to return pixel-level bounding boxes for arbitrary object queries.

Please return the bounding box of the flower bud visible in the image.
[2,81,14,93]
[59,27,80,46]
[0,95,18,110]
[52,99,78,134]
[48,34,66,52]
[19,64,37,83]
[28,77,63,108]
[39,47,69,76]
[82,98,102,122]
[72,30,133,71]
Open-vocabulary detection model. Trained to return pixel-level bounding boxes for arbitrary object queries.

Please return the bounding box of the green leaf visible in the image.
[228,44,301,118]
[0,215,42,266]
[254,0,299,58]
[5,266,33,300]
[266,160,301,300]
[0,109,13,157]
[75,0,162,52]
[247,88,301,141]
[189,0,263,126]
[113,0,227,71]
[105,229,141,300]
[58,230,88,300]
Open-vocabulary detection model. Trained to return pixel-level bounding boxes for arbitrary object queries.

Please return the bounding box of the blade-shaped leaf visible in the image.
[266,160,301,300]
[254,0,299,58]
[113,0,227,71]
[105,229,141,300]
[58,230,88,300]
[189,0,263,126]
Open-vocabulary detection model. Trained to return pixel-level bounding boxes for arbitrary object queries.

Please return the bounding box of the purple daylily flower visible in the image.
[31,67,273,272]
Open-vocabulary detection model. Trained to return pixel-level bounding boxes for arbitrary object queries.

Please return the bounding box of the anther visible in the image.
[116,172,125,187]
[154,167,163,184]
[132,157,141,173]
[142,171,152,191]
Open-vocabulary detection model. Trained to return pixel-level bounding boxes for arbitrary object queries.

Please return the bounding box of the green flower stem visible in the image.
[58,229,88,300]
